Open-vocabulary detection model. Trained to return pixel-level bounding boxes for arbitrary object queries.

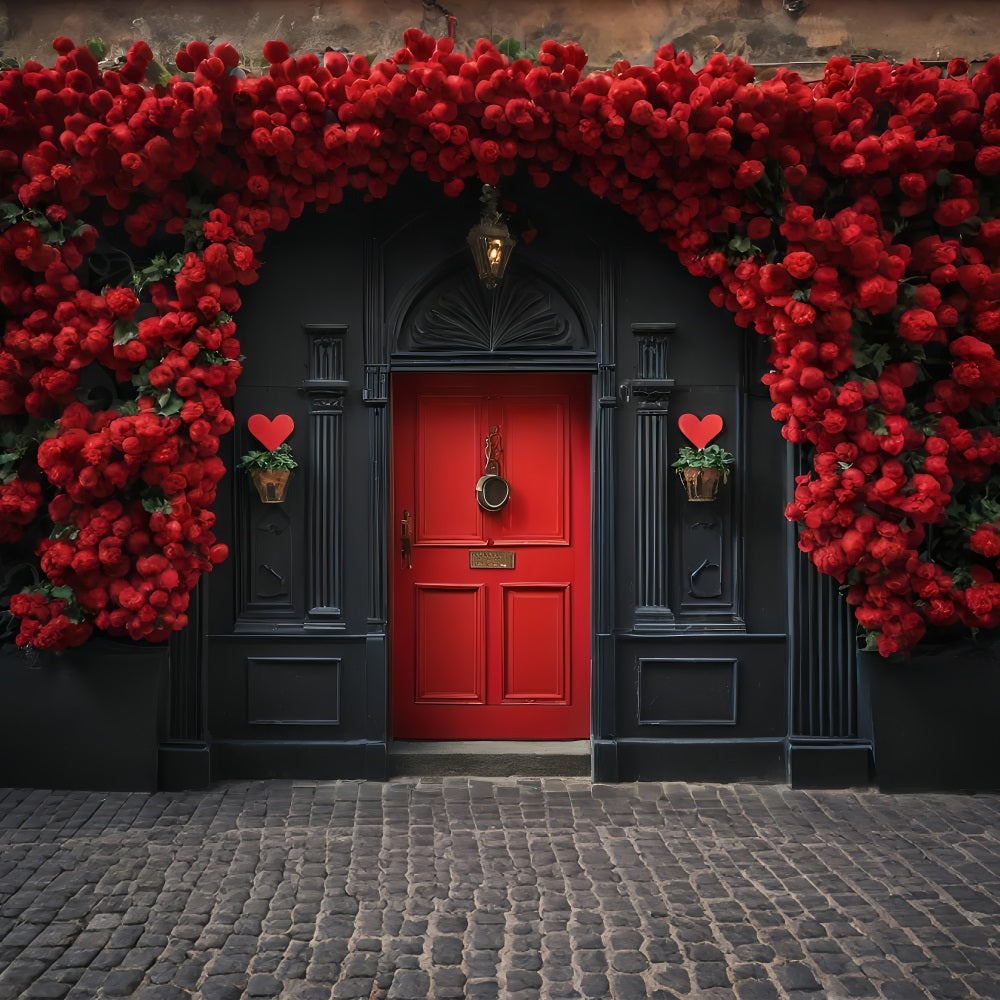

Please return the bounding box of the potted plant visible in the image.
[239,442,297,502]
[672,443,735,501]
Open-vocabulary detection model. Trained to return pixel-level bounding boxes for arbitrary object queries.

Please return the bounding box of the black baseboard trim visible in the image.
[159,741,212,791]
[788,743,873,789]
[210,739,382,781]
[615,738,786,783]
[592,739,619,782]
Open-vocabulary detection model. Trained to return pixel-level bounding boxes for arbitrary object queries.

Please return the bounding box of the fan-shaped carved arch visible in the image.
[395,262,591,357]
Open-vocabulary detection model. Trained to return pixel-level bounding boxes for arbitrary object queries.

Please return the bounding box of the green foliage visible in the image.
[86,37,107,61]
[238,443,297,471]
[0,419,52,484]
[494,36,539,63]
[0,203,87,246]
[140,489,173,515]
[131,251,185,294]
[672,444,735,482]
[0,428,30,484]
[113,320,138,346]
[146,58,173,87]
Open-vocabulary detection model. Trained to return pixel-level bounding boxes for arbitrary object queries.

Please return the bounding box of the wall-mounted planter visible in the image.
[0,638,169,791]
[677,465,723,501]
[858,638,1000,792]
[249,467,293,503]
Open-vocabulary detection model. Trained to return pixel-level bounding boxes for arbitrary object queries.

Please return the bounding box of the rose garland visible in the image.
[3,31,1000,656]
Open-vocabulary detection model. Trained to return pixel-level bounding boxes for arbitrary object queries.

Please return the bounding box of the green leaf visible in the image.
[239,442,298,471]
[113,319,138,346]
[155,391,183,417]
[86,37,107,62]
[141,491,173,515]
[146,58,172,87]
[0,201,22,229]
[851,337,893,376]
[497,37,522,59]
[49,585,75,602]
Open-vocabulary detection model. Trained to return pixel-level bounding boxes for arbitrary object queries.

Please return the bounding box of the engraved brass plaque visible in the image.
[469,550,515,570]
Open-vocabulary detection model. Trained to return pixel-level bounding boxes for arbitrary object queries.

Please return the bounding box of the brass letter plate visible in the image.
[469,550,515,570]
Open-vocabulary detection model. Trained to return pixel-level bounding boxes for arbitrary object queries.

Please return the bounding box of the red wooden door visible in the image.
[391,372,591,739]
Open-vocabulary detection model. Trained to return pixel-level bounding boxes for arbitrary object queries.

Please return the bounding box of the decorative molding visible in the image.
[167,580,204,740]
[246,656,341,725]
[398,266,588,354]
[592,247,617,745]
[237,505,296,624]
[368,405,388,627]
[638,657,739,726]
[301,325,349,629]
[630,323,675,629]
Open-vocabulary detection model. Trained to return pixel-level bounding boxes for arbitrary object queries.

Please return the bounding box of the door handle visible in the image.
[400,509,412,569]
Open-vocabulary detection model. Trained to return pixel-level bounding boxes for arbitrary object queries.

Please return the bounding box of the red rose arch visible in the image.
[3,31,1000,656]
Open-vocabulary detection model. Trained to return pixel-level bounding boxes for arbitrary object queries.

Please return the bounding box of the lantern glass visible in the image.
[467,185,516,288]
[467,223,516,288]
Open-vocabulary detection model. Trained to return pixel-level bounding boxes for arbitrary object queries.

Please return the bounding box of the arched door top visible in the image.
[392,255,595,369]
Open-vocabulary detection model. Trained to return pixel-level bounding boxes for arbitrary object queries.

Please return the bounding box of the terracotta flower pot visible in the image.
[678,465,722,501]
[249,467,293,503]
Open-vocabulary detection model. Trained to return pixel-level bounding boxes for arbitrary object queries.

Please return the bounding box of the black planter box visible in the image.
[0,638,169,792]
[858,640,1000,793]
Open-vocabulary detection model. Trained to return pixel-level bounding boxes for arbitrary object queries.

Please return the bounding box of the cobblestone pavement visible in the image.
[1,780,999,1000]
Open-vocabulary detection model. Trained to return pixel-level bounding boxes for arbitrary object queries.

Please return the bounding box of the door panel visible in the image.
[415,585,485,701]
[416,396,485,544]
[392,372,590,740]
[502,584,569,702]
[500,397,569,542]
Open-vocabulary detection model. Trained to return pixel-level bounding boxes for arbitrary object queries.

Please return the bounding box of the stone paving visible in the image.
[0,779,999,1000]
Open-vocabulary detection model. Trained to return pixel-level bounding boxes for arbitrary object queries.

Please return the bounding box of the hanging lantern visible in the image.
[467,184,516,288]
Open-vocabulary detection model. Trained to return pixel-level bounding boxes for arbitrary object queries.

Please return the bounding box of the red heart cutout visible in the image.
[248,413,295,451]
[678,413,723,450]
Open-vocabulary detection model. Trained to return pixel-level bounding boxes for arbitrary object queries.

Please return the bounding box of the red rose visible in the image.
[783,251,817,280]
[734,159,765,189]
[934,198,978,227]
[898,308,939,343]
[971,524,1000,558]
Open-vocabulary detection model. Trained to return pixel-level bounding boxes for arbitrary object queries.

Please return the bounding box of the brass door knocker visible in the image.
[476,426,510,512]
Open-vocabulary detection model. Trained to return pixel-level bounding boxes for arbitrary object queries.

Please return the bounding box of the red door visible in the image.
[391,372,591,739]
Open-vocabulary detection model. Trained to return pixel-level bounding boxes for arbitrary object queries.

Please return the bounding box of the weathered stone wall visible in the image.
[3,0,1000,76]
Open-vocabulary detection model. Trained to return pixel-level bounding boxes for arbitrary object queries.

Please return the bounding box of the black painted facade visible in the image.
[161,173,866,788]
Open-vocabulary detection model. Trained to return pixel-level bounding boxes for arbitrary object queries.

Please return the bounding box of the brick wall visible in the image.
[3,0,999,76]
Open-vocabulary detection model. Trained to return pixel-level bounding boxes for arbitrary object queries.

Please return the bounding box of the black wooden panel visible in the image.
[206,637,366,741]
[246,656,340,725]
[669,386,743,628]
[247,505,295,613]
[741,389,789,635]
[616,635,786,739]
[683,512,724,599]
[231,383,308,630]
[638,657,737,725]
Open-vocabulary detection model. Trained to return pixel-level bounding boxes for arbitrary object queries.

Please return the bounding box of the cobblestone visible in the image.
[0,780,998,998]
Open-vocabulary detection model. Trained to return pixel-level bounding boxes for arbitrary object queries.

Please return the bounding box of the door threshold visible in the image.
[389,740,591,777]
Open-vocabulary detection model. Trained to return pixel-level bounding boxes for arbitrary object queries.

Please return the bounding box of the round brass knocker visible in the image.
[476,426,510,512]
